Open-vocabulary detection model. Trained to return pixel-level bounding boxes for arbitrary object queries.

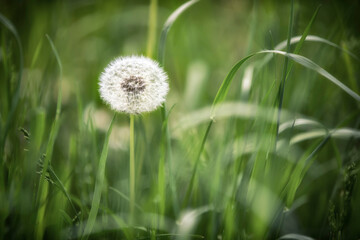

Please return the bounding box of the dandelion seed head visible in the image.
[99,55,169,114]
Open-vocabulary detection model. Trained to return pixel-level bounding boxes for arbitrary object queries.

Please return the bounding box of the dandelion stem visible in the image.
[129,114,135,223]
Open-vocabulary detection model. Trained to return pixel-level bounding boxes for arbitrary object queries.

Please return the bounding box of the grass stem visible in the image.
[146,0,157,59]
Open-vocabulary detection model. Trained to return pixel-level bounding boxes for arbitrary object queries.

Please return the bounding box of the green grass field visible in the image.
[1,0,360,239]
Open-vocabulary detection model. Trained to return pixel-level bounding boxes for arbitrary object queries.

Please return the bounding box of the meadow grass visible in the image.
[0,0,360,239]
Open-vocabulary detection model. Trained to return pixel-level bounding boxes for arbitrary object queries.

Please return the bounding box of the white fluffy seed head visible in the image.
[99,55,169,114]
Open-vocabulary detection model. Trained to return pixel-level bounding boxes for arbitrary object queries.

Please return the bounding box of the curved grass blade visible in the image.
[260,50,360,102]
[0,13,24,155]
[182,34,359,206]
[158,0,199,65]
[81,114,116,239]
[211,55,255,116]
[290,128,360,145]
[41,163,80,221]
[177,48,359,134]
[258,34,360,73]
[275,2,317,148]
[173,101,294,134]
[109,186,143,212]
[157,0,199,215]
[279,118,325,134]
[35,34,63,206]
[182,48,359,206]
[286,135,330,207]
[275,35,360,61]
[45,34,63,74]
[34,34,63,239]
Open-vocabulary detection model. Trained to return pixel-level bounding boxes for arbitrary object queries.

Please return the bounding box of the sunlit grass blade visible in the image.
[290,128,360,145]
[81,114,116,239]
[279,118,325,134]
[173,101,291,133]
[278,233,315,240]
[158,0,199,65]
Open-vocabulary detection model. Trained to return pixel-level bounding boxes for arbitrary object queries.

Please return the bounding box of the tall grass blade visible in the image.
[158,0,199,65]
[274,0,294,148]
[285,135,330,206]
[34,34,63,239]
[157,0,199,216]
[211,55,255,116]
[109,186,143,212]
[0,13,24,155]
[182,120,213,207]
[35,34,63,204]
[146,0,158,58]
[81,114,116,239]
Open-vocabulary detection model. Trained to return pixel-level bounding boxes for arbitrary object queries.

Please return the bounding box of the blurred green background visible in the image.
[1,0,359,239]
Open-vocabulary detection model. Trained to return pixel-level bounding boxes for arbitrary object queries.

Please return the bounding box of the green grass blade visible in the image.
[34,34,63,240]
[158,0,199,65]
[275,35,360,61]
[159,104,179,215]
[182,120,213,207]
[30,37,44,69]
[109,186,143,212]
[146,0,157,59]
[0,13,24,154]
[211,55,255,116]
[45,34,63,74]
[286,135,330,206]
[176,47,359,132]
[274,0,294,147]
[260,50,360,101]
[81,114,116,239]
[35,34,63,206]
[290,128,360,145]
[293,6,320,55]
[47,165,79,219]
[156,0,199,216]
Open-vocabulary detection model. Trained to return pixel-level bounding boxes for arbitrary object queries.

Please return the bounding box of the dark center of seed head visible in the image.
[121,76,146,94]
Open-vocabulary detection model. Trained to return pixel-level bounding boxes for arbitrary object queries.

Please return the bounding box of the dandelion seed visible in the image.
[99,55,169,114]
